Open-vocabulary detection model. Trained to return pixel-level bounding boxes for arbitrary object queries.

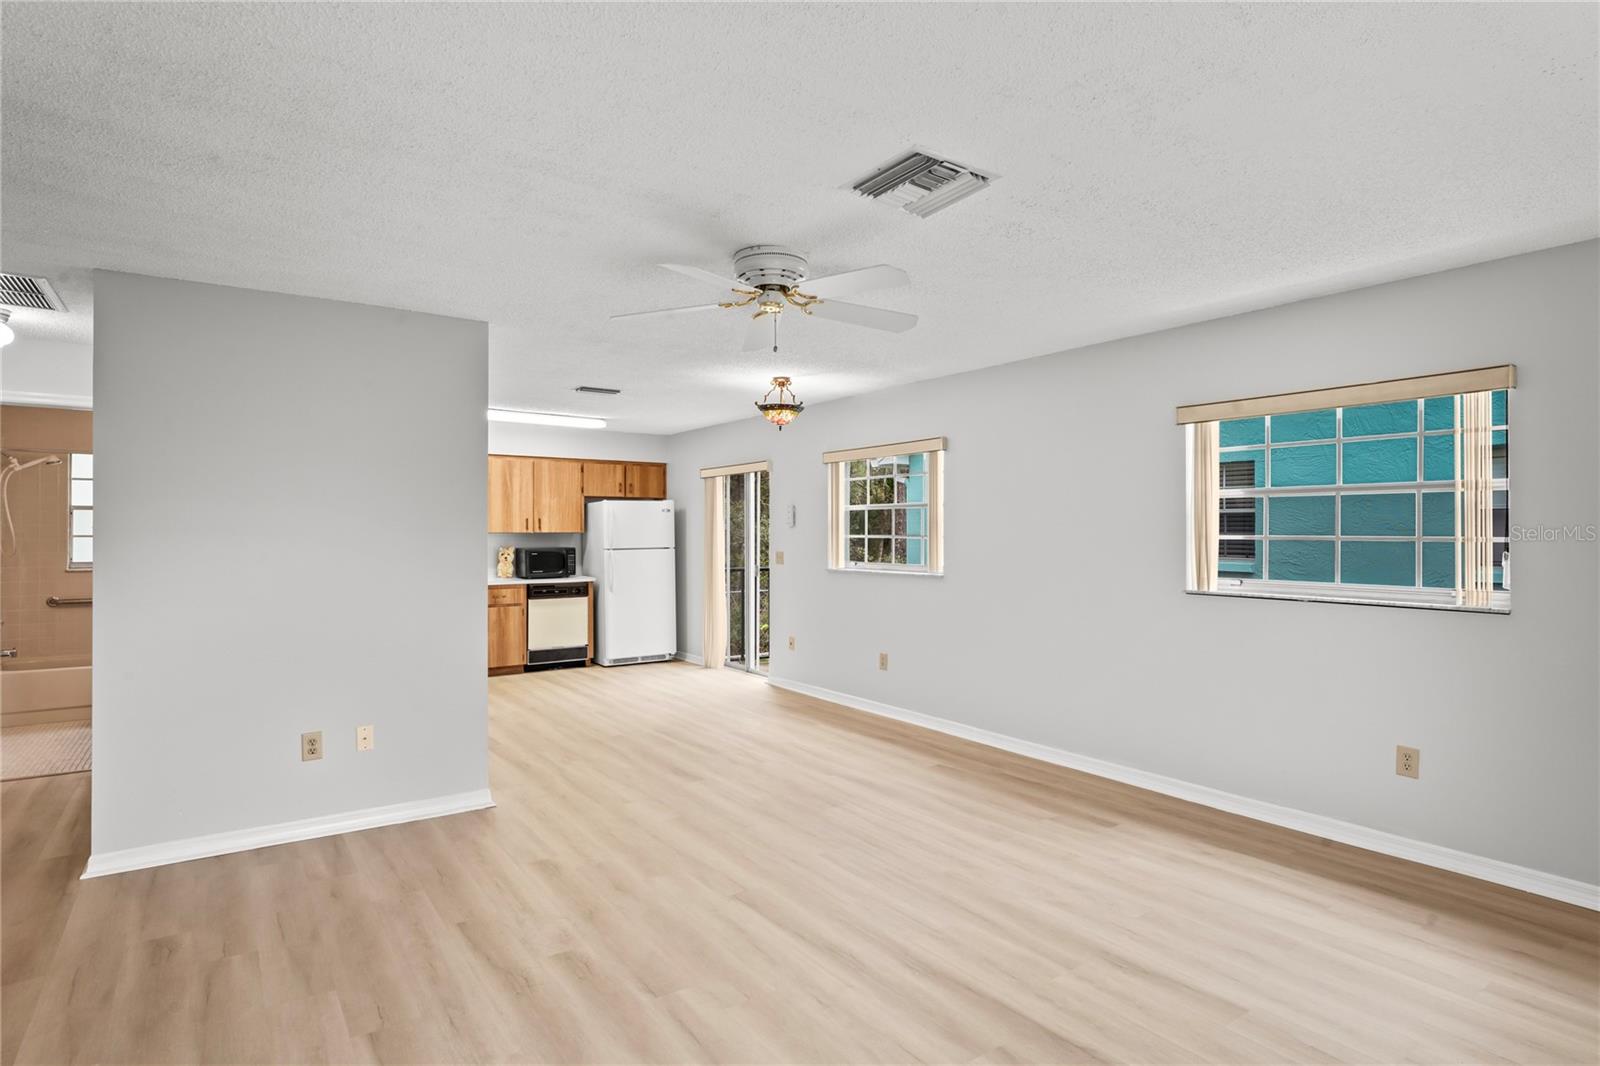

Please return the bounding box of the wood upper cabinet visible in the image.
[625,463,667,499]
[488,587,526,672]
[532,458,585,532]
[581,460,626,498]
[490,454,666,531]
[488,456,534,532]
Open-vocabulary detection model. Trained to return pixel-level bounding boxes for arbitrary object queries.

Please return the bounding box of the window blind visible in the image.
[1175,366,1515,425]
[821,437,947,465]
[699,460,769,478]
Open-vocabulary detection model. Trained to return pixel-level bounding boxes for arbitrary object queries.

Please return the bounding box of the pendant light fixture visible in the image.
[755,376,803,429]
[753,311,803,429]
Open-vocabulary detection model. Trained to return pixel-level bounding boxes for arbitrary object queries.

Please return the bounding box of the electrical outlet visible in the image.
[301,731,323,762]
[1396,745,1419,779]
[787,635,796,651]
[878,652,889,671]
[357,724,374,752]
[774,550,785,565]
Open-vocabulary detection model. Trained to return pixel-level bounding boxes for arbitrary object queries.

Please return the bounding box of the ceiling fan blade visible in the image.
[609,302,725,321]
[659,263,754,294]
[742,314,776,353]
[797,264,909,299]
[805,299,918,333]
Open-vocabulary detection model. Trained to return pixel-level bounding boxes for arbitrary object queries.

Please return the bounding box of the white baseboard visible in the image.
[675,652,705,666]
[767,676,1599,911]
[0,390,93,410]
[81,788,495,879]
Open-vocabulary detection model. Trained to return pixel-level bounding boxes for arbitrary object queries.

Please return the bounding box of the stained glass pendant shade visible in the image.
[755,376,803,430]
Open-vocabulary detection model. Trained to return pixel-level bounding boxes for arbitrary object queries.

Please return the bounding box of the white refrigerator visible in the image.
[582,499,677,666]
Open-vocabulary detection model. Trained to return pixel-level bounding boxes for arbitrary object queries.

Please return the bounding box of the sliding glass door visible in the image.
[724,470,770,672]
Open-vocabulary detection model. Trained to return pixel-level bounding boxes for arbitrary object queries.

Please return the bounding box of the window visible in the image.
[825,437,945,574]
[1207,392,1509,608]
[68,452,92,570]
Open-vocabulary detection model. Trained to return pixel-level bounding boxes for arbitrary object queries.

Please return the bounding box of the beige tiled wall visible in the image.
[1,405,93,667]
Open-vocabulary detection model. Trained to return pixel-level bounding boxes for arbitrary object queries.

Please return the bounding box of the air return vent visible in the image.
[852,150,993,218]
[575,385,622,395]
[0,274,65,312]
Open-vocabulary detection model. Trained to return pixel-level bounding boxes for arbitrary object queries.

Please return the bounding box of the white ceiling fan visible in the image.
[610,245,916,352]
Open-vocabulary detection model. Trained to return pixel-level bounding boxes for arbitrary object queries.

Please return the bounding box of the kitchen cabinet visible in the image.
[625,463,667,499]
[488,581,596,674]
[488,585,526,674]
[488,454,667,532]
[581,460,626,498]
[488,456,534,532]
[531,458,585,532]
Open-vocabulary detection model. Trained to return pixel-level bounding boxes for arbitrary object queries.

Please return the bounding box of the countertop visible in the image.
[488,575,595,586]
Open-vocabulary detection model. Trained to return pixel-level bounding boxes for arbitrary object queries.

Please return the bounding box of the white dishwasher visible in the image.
[525,583,589,667]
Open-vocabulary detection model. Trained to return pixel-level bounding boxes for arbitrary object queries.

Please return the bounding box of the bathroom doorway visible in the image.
[1,404,93,780]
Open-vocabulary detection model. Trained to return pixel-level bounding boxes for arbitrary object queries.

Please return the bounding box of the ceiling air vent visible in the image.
[851,150,993,218]
[0,274,66,312]
[575,385,621,396]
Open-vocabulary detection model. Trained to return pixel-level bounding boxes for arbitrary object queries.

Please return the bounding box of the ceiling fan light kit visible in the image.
[611,245,917,351]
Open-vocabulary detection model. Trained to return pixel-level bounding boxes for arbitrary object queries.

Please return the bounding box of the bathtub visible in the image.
[1,664,92,725]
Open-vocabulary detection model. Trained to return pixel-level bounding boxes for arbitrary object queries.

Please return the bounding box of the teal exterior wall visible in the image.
[1216,392,1508,587]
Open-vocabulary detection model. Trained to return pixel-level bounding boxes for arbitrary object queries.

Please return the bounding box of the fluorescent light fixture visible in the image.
[486,408,606,430]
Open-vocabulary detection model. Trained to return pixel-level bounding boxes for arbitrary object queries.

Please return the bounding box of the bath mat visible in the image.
[1,722,91,781]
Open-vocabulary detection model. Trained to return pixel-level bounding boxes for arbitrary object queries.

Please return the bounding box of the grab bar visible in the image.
[45,596,92,608]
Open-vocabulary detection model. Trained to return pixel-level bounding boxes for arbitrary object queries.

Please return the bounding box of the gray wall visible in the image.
[93,272,489,856]
[489,422,668,461]
[666,241,1600,884]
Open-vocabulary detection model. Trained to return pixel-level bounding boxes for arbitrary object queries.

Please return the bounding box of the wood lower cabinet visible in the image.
[532,458,585,532]
[488,456,534,532]
[625,463,667,499]
[582,460,626,498]
[488,586,526,674]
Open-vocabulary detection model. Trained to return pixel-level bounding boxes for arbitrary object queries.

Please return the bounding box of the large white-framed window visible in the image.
[1212,394,1508,606]
[68,452,92,570]
[825,437,945,574]
[1180,367,1513,613]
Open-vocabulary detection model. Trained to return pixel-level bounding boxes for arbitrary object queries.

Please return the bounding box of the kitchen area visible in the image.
[486,454,675,675]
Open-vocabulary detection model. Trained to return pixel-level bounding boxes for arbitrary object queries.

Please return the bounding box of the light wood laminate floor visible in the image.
[3,663,1596,1063]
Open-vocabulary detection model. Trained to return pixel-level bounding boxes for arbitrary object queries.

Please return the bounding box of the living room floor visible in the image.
[2,662,1595,1064]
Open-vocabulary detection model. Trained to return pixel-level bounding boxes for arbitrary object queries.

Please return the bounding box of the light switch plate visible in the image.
[357,724,374,752]
[774,550,785,565]
[787,635,796,651]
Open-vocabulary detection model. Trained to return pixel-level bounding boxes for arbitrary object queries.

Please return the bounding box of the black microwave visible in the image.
[515,547,577,580]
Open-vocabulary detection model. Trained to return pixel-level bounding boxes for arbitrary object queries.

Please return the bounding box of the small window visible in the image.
[826,439,945,574]
[68,452,92,569]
